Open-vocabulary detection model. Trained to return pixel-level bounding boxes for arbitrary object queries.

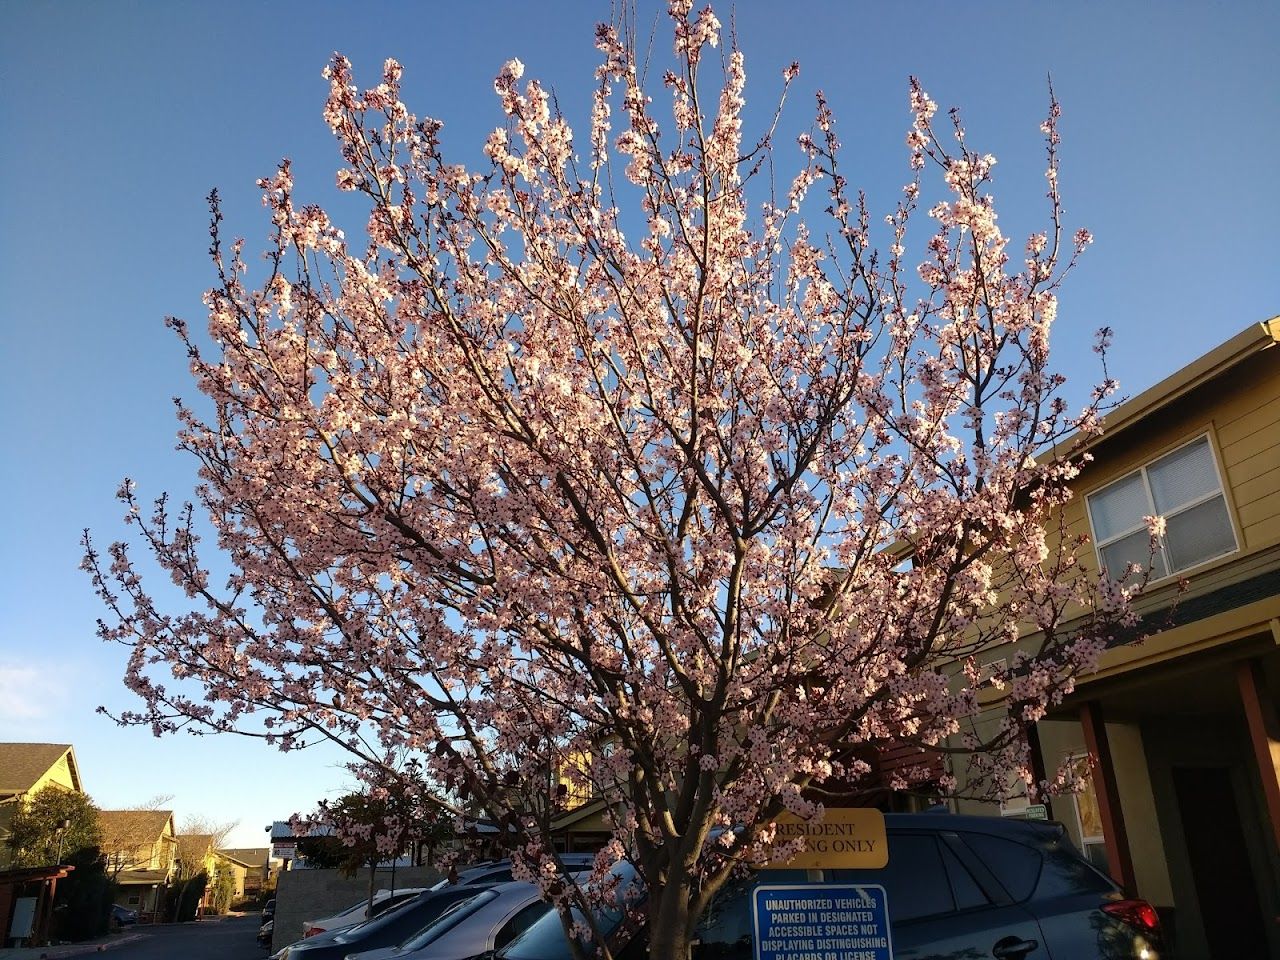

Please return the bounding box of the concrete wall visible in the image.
[272,865,441,952]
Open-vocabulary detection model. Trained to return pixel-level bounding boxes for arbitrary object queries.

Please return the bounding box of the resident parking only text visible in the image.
[752,884,893,960]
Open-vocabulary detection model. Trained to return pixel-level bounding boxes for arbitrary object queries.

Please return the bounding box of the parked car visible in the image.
[111,904,139,926]
[295,856,595,944]
[302,888,433,938]
[274,919,361,957]
[263,899,276,922]
[259,919,275,945]
[427,855,596,892]
[347,880,567,960]
[274,887,487,960]
[498,814,1164,960]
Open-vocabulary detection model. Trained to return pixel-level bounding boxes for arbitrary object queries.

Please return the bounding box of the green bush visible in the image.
[209,862,237,915]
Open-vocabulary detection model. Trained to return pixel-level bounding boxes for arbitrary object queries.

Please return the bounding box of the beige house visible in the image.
[955,317,1280,958]
[0,744,84,867]
[0,744,85,944]
[99,809,178,917]
[216,848,271,897]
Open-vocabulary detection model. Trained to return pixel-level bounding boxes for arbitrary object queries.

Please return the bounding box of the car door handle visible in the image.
[992,935,1039,959]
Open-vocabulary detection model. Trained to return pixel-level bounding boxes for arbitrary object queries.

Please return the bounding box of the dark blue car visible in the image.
[498,814,1163,960]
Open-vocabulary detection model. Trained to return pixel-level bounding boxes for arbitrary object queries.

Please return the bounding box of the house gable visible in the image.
[0,743,81,798]
[100,809,177,873]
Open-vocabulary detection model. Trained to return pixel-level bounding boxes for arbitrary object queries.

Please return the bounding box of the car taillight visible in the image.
[303,926,323,938]
[1102,898,1161,933]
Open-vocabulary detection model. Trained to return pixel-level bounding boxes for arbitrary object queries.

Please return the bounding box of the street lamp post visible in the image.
[54,818,72,864]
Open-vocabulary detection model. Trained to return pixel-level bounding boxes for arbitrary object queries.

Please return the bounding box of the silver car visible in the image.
[345,881,554,960]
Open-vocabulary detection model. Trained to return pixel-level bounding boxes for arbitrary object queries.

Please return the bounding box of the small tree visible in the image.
[85,3,1137,955]
[296,779,428,916]
[209,860,237,915]
[293,834,346,870]
[5,787,102,867]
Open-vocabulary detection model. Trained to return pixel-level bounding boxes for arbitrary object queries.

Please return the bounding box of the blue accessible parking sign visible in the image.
[752,884,893,960]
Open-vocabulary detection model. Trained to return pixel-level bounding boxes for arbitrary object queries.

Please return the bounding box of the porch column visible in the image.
[1235,657,1280,855]
[1079,700,1137,894]
[35,877,57,945]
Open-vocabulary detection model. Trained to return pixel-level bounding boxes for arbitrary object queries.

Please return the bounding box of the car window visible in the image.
[833,833,955,922]
[478,868,515,884]
[940,839,991,911]
[692,877,753,960]
[496,901,553,949]
[1034,836,1115,899]
[499,905,585,960]
[502,861,643,960]
[960,833,1042,901]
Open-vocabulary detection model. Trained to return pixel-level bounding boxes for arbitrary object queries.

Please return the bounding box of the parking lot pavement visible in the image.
[94,915,264,960]
[0,915,265,960]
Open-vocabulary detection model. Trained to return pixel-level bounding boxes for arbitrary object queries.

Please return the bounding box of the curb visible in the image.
[22,933,146,959]
[41,942,145,960]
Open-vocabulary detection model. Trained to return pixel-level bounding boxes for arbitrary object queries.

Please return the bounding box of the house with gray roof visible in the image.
[0,743,83,867]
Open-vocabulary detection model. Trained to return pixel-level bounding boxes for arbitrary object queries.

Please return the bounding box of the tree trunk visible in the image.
[648,880,693,960]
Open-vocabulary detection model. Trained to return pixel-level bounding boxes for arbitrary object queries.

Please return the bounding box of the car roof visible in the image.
[410,883,498,904]
[485,880,548,901]
[882,811,1064,841]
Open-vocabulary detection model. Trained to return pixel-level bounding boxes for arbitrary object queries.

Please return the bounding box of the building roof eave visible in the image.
[1052,317,1279,461]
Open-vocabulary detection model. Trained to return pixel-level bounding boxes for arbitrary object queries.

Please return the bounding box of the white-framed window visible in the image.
[1086,434,1237,580]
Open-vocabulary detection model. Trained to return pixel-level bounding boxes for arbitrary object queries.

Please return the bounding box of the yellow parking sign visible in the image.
[764,808,888,869]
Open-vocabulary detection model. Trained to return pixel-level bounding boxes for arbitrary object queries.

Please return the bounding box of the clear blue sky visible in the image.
[1,1,1276,850]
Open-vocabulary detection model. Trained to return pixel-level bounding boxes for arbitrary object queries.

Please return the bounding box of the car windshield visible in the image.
[500,862,642,960]
[397,890,494,950]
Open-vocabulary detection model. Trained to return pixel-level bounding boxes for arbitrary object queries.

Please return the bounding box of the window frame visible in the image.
[1085,432,1238,581]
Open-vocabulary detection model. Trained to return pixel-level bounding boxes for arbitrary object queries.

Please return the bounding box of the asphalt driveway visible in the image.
[104,915,264,960]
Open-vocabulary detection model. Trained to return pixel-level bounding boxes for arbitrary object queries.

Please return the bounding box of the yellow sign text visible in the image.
[764,808,888,869]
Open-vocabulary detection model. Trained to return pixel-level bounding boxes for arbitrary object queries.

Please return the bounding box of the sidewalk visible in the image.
[0,912,248,959]
[0,933,145,959]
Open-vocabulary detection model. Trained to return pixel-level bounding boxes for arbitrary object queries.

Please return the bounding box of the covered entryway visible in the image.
[0,864,74,947]
[1032,633,1280,959]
